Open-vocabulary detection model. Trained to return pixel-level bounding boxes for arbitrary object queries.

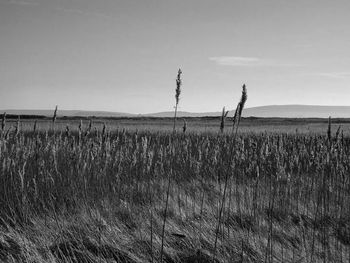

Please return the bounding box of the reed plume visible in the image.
[175,69,182,105]
[238,84,247,118]
[213,84,247,261]
[52,105,58,123]
[173,68,182,132]
[232,84,247,134]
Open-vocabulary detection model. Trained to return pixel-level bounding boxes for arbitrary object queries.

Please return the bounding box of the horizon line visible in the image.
[2,104,350,115]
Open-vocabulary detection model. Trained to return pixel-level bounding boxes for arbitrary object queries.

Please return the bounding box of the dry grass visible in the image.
[0,125,350,262]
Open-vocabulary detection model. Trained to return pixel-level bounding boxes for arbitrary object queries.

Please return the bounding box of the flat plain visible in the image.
[0,117,350,263]
[5,116,350,133]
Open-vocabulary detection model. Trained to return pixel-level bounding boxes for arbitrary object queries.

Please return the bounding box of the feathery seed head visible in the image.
[238,84,247,118]
[175,68,182,104]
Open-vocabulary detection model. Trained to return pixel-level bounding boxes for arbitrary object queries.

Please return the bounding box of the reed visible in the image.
[213,84,247,261]
[173,69,182,132]
[52,105,58,123]
[160,68,183,262]
[0,119,348,263]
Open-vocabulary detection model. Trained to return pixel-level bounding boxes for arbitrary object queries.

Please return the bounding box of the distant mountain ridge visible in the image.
[2,105,350,118]
[0,110,136,118]
[242,105,350,118]
[146,105,350,118]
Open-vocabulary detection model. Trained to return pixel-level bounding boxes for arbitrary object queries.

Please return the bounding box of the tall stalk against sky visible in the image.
[52,105,58,124]
[213,84,247,261]
[173,69,182,132]
[232,84,247,135]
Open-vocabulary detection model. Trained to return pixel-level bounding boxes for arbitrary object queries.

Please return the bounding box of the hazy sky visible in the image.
[1,0,350,113]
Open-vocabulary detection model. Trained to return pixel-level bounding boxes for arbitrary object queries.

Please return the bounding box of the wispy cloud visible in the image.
[209,56,282,67]
[209,56,263,66]
[6,0,39,6]
[5,1,115,21]
[313,72,350,79]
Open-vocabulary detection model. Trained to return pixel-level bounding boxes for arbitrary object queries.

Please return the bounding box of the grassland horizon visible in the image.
[0,115,350,262]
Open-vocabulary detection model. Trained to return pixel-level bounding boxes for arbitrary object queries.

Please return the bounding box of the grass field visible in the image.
[4,116,350,134]
[0,117,350,262]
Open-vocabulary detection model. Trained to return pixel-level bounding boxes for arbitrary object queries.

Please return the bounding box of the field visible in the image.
[4,116,350,133]
[1,117,350,263]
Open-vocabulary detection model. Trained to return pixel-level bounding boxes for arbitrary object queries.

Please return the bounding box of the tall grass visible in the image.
[213,84,247,261]
[161,69,183,261]
[0,125,349,262]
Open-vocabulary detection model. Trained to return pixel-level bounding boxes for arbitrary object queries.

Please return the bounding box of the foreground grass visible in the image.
[0,129,350,262]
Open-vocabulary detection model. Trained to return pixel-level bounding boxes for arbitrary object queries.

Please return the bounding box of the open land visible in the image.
[0,117,349,262]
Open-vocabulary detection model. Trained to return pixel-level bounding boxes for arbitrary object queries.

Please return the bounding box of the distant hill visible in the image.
[143,111,219,118]
[2,105,350,118]
[0,110,136,118]
[242,105,350,118]
[146,105,350,118]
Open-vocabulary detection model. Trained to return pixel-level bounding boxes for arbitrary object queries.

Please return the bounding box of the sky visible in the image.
[0,0,350,114]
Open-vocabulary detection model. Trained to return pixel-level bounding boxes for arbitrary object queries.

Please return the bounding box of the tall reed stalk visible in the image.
[52,105,58,131]
[161,68,183,262]
[213,84,247,261]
